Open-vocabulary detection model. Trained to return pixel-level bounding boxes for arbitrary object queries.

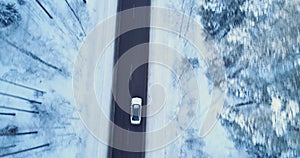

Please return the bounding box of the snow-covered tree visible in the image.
[200,0,246,41]
[201,0,300,157]
[0,2,21,28]
[180,128,209,158]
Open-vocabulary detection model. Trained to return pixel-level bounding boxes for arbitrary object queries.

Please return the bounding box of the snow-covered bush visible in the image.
[17,0,26,6]
[0,125,18,135]
[0,2,21,28]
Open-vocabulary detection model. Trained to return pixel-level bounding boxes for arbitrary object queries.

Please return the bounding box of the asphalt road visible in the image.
[108,0,151,158]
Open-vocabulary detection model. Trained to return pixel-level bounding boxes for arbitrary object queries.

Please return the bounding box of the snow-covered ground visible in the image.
[146,0,249,157]
[0,0,117,157]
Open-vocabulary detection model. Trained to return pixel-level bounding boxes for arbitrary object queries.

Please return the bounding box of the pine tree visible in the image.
[200,0,300,157]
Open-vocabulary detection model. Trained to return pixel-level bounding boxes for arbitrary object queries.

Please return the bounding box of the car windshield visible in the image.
[132,104,140,120]
[132,115,139,121]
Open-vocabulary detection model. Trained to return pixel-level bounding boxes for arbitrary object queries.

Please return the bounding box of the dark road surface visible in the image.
[108,0,151,158]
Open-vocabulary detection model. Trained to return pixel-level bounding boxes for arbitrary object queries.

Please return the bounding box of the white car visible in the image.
[130,97,142,125]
